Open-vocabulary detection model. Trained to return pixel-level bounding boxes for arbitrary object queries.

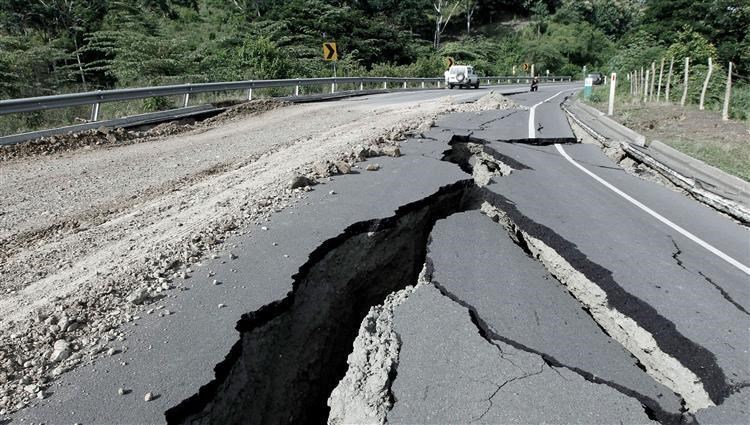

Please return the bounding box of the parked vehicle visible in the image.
[444,65,480,89]
[587,72,604,85]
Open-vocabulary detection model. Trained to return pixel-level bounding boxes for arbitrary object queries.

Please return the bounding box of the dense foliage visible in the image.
[0,0,748,99]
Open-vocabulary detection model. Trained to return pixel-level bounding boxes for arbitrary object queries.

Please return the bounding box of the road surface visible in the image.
[4,83,749,424]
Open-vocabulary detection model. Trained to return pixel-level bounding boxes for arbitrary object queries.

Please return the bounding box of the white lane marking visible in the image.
[555,144,750,275]
[528,90,567,138]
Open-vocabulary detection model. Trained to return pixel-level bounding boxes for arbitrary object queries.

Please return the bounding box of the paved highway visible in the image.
[9,83,749,424]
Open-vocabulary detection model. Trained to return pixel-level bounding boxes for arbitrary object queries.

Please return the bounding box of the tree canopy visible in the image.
[0,0,746,98]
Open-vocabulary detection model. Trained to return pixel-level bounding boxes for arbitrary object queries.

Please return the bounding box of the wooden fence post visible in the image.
[644,69,650,101]
[630,71,634,96]
[636,70,640,96]
[640,67,644,97]
[656,58,664,102]
[681,57,690,107]
[649,61,656,101]
[665,57,674,103]
[722,62,733,121]
[699,57,713,110]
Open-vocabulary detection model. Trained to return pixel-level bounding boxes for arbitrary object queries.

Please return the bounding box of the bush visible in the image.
[143,96,176,112]
[730,83,750,121]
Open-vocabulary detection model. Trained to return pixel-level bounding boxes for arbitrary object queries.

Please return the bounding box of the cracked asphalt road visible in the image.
[10,83,750,424]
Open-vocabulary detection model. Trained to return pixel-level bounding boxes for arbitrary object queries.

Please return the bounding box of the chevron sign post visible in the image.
[323,42,339,92]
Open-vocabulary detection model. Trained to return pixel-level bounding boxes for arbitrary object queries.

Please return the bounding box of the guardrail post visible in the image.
[90,90,101,121]
[295,84,300,96]
[331,80,336,93]
[360,81,364,91]
[182,93,190,108]
[402,81,407,89]
[383,82,387,89]
[421,81,425,88]
[90,102,100,122]
[247,88,253,101]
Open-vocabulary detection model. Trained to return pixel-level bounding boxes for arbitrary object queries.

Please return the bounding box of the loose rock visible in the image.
[49,340,71,363]
[334,161,352,175]
[288,175,313,189]
[126,287,150,305]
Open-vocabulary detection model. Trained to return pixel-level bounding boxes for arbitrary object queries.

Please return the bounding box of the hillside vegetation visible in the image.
[1,0,748,101]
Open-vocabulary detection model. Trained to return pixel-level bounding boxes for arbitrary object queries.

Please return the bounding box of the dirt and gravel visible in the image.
[0,91,510,415]
[0,99,289,162]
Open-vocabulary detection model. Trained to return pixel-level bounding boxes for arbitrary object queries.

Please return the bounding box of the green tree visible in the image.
[608,31,665,75]
[665,27,719,68]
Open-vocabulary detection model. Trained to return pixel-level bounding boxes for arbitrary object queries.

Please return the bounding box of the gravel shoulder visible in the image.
[0,89,500,415]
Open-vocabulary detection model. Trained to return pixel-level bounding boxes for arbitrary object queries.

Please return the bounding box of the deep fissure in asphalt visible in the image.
[166,133,728,424]
[442,135,534,176]
[445,134,728,408]
[165,180,478,425]
[482,189,729,407]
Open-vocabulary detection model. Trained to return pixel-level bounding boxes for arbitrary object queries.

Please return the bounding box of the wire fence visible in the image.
[596,57,747,121]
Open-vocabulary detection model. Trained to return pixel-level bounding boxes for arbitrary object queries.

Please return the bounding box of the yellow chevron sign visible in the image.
[323,42,338,61]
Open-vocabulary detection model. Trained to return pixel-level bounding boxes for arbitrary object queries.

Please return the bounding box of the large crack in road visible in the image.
[165,180,478,424]
[161,108,734,424]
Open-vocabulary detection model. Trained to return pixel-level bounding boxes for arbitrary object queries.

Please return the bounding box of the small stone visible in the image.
[333,161,352,175]
[261,226,268,231]
[366,164,380,171]
[312,161,333,177]
[212,280,220,285]
[380,145,401,157]
[218,304,226,309]
[118,388,128,395]
[144,392,154,402]
[49,340,71,363]
[106,348,117,356]
[126,287,150,305]
[353,144,369,160]
[24,384,39,394]
[36,390,46,400]
[329,190,336,195]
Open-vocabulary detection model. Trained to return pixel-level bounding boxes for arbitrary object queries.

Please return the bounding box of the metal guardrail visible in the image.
[0,75,572,119]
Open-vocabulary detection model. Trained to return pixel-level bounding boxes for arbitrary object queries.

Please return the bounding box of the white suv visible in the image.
[445,65,479,89]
